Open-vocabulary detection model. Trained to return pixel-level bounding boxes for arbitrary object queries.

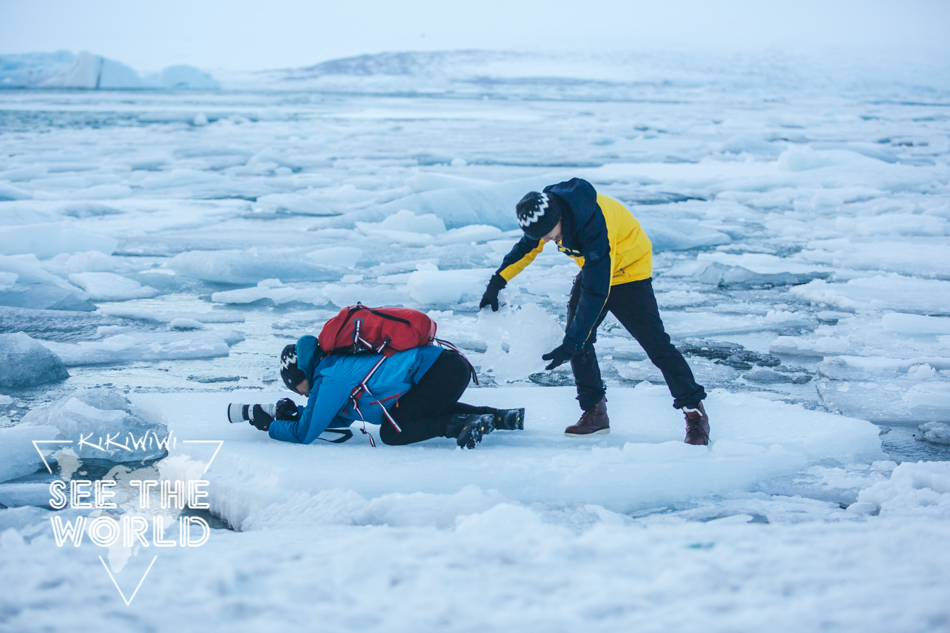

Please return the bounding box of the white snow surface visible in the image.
[1,48,950,631]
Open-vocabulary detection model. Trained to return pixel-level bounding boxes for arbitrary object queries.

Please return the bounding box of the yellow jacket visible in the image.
[498,193,652,285]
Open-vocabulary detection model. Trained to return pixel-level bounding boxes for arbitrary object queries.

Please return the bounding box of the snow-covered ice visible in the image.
[1,47,950,631]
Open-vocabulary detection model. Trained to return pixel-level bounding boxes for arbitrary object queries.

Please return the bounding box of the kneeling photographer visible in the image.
[231,320,523,449]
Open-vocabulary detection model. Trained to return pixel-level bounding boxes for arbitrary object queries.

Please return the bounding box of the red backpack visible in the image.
[318,303,438,357]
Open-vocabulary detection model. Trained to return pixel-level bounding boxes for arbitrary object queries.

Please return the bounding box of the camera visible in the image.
[228,402,275,424]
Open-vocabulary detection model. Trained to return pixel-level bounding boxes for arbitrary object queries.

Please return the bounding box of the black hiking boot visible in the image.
[445,413,496,449]
[683,402,710,446]
[490,408,525,430]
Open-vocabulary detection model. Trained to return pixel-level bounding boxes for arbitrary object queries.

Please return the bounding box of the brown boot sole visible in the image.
[564,428,610,437]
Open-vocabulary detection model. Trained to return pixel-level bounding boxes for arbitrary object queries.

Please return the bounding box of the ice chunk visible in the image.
[638,218,731,251]
[0,255,93,311]
[665,261,815,287]
[316,177,551,230]
[41,51,147,89]
[916,422,950,446]
[0,425,60,483]
[0,223,117,258]
[357,209,446,235]
[67,272,160,301]
[211,279,328,306]
[818,356,950,381]
[789,276,950,313]
[96,306,244,324]
[22,388,169,462]
[169,249,344,284]
[770,334,850,357]
[903,382,950,409]
[0,272,17,291]
[40,330,239,366]
[800,241,950,278]
[721,136,785,156]
[882,313,950,335]
[854,461,950,518]
[475,304,564,383]
[39,251,139,278]
[305,247,362,268]
[0,333,69,388]
[405,266,486,306]
[254,190,352,216]
[405,171,492,192]
[0,182,32,201]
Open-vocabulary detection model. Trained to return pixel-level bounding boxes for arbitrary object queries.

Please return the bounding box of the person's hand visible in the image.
[479,274,506,312]
[249,405,274,431]
[275,398,300,422]
[542,343,580,370]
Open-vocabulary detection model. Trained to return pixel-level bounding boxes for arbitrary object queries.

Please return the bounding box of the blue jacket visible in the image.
[268,335,443,444]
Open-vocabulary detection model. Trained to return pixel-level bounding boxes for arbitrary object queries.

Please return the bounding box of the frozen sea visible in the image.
[1,50,950,632]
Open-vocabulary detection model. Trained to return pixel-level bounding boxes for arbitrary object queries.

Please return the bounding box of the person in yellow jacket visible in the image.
[479,178,710,444]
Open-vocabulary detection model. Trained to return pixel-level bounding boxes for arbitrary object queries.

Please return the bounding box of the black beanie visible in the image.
[516,191,564,240]
[280,343,307,391]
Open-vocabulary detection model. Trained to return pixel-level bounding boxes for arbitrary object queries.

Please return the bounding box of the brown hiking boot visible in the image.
[565,398,610,437]
[683,402,710,446]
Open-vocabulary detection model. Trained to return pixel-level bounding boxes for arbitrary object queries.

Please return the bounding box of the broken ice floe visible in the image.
[39,330,242,366]
[0,255,93,311]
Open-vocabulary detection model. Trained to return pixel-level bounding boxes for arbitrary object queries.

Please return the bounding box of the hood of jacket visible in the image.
[295,335,322,383]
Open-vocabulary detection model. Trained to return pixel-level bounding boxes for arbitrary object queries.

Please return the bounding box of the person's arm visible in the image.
[268,375,349,444]
[480,235,545,310]
[496,235,545,283]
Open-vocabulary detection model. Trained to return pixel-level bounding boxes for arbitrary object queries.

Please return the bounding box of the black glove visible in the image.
[249,405,274,431]
[275,398,300,422]
[542,343,582,370]
[479,274,506,312]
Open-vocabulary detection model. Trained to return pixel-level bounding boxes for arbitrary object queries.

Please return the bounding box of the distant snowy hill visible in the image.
[0,50,219,90]
[241,49,950,98]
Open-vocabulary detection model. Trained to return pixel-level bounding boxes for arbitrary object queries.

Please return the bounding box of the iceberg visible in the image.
[0,51,76,88]
[41,51,147,89]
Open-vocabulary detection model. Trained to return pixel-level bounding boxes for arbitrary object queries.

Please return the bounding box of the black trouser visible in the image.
[380,349,489,446]
[568,276,705,411]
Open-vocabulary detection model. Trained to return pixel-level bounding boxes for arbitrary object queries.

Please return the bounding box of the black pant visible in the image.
[379,350,488,446]
[567,276,705,411]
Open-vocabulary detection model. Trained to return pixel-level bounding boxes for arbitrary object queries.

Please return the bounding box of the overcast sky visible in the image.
[1,0,948,72]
